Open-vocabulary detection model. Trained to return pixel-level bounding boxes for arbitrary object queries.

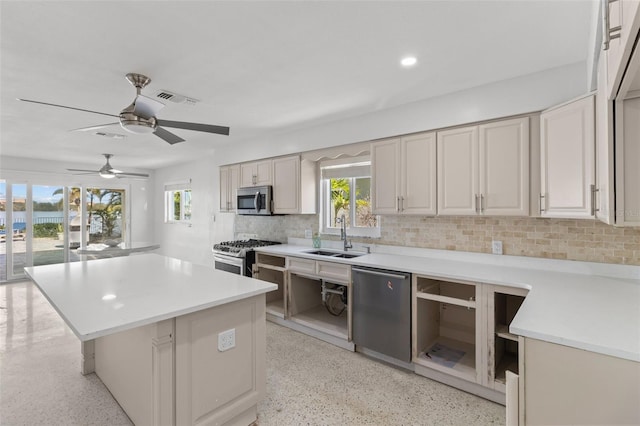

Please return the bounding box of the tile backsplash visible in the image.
[235,215,640,265]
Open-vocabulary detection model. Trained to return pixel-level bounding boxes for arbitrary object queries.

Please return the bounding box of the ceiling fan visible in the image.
[68,154,149,179]
[18,73,230,144]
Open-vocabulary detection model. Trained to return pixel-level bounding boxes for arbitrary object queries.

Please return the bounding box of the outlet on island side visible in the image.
[492,240,503,255]
[218,328,236,352]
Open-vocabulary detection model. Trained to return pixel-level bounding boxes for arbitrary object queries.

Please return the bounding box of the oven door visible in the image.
[213,254,245,276]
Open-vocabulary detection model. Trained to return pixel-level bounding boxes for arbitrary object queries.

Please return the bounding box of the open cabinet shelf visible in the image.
[289,273,349,340]
[254,257,287,319]
[413,279,480,384]
[491,289,527,392]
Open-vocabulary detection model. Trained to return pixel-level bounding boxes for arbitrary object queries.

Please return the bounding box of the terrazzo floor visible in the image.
[0,280,505,425]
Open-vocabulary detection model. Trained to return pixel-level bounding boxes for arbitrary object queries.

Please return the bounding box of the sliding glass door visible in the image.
[0,181,127,283]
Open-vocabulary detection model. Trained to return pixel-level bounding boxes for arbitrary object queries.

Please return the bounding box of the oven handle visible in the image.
[213,254,243,267]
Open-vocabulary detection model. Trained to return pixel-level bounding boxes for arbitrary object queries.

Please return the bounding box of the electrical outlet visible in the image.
[218,328,236,352]
[492,240,503,255]
[304,229,313,239]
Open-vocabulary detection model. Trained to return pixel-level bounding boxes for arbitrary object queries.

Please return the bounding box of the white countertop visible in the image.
[255,243,640,362]
[24,253,277,341]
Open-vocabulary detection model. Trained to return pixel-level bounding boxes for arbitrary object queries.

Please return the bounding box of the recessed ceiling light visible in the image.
[401,56,417,67]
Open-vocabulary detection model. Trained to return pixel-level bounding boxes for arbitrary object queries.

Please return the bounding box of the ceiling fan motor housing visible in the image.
[119,102,157,134]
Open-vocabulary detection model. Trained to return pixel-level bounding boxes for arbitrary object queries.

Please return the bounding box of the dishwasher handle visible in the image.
[352,267,409,281]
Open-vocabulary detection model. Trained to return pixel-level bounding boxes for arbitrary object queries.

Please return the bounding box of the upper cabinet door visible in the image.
[605,0,640,99]
[400,132,437,215]
[479,118,529,216]
[371,138,400,214]
[437,126,479,216]
[540,95,595,218]
[596,54,615,225]
[240,160,273,187]
[272,156,300,214]
[219,165,240,212]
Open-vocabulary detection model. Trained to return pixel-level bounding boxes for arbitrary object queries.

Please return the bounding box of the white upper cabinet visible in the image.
[240,160,272,187]
[272,155,316,214]
[437,118,529,216]
[371,132,436,215]
[540,95,595,218]
[603,0,640,99]
[219,164,240,212]
[617,95,640,226]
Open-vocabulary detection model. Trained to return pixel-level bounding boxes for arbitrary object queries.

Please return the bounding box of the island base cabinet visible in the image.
[176,295,267,426]
[521,338,640,426]
[93,295,267,426]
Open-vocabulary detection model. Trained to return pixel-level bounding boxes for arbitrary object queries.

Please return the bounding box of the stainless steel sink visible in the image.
[304,249,365,258]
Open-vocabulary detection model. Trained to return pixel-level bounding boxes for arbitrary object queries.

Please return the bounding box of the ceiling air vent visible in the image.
[155,90,199,106]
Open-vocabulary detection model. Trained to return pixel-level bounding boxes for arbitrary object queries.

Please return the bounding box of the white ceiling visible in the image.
[1,1,596,171]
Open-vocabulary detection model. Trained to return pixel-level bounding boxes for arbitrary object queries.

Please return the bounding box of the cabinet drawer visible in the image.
[287,257,315,274]
[316,261,350,283]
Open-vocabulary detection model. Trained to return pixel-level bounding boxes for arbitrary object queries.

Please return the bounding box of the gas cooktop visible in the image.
[212,239,281,257]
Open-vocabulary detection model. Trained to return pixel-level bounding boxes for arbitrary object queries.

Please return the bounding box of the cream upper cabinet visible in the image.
[371,138,400,214]
[479,118,529,216]
[437,126,479,215]
[596,54,616,225]
[219,164,239,212]
[240,159,272,187]
[371,132,436,215]
[400,132,437,215]
[272,155,316,214]
[604,0,640,99]
[540,95,595,219]
[616,95,640,226]
[437,118,529,216]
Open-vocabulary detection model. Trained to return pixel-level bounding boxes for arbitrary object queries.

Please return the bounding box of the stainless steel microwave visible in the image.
[236,185,273,215]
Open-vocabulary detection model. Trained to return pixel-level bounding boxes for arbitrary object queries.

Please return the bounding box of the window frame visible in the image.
[164,188,192,224]
[319,162,380,238]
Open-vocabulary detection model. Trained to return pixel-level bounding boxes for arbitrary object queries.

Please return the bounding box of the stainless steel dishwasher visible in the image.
[352,266,411,363]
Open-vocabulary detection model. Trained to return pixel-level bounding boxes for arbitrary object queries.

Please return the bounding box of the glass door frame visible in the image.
[2,179,131,282]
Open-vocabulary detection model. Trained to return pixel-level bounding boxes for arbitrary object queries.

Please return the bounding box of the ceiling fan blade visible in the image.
[17,99,119,118]
[153,126,185,145]
[133,95,165,119]
[115,172,150,178]
[156,119,230,136]
[67,168,100,173]
[70,123,121,132]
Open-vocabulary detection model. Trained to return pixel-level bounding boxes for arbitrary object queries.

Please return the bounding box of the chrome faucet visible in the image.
[340,214,352,251]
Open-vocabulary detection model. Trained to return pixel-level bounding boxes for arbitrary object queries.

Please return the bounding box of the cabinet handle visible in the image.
[480,194,484,213]
[591,184,600,216]
[400,196,404,212]
[539,194,546,214]
[475,194,480,214]
[603,0,621,50]
[396,196,400,213]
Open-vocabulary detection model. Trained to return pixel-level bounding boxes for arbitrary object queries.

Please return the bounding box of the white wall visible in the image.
[153,155,233,267]
[0,156,154,243]
[212,61,589,166]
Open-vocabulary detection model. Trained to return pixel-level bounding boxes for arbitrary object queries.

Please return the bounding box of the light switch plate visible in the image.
[218,328,236,352]
[492,240,503,255]
[304,229,313,239]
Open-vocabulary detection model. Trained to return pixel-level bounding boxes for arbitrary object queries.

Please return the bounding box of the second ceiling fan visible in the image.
[19,73,230,144]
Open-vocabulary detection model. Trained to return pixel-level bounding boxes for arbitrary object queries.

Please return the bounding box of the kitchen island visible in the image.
[24,253,277,426]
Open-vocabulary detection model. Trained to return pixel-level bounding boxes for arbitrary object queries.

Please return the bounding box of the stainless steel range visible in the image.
[212,239,281,276]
